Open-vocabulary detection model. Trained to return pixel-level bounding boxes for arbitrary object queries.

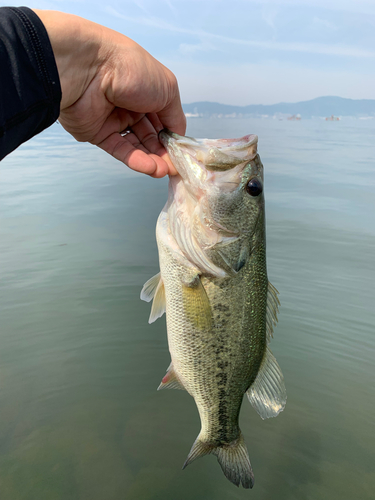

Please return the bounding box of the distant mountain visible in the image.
[182,96,375,118]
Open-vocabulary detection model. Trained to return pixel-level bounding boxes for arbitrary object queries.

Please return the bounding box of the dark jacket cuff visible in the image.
[0,6,62,160]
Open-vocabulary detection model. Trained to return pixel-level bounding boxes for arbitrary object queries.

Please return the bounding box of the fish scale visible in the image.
[141,130,286,489]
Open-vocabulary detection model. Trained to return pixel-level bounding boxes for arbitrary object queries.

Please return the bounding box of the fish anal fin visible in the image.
[182,276,212,331]
[148,278,166,324]
[157,363,185,391]
[247,347,286,420]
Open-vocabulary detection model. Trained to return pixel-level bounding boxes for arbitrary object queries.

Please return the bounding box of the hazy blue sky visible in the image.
[2,0,375,104]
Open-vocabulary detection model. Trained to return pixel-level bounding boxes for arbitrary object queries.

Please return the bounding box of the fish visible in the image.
[141,130,286,488]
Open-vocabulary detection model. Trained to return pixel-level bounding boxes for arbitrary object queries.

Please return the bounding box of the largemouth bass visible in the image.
[141,130,286,488]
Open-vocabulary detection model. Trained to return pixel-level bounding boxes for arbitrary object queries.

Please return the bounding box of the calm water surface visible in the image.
[0,118,374,499]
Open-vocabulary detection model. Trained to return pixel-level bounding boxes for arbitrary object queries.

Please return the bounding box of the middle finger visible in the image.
[130,115,166,155]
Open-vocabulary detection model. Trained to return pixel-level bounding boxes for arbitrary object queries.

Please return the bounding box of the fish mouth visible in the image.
[159,129,258,179]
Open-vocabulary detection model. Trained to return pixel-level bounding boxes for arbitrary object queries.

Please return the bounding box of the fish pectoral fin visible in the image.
[140,272,161,302]
[266,281,280,343]
[246,347,286,420]
[148,278,166,324]
[182,276,213,331]
[157,363,185,391]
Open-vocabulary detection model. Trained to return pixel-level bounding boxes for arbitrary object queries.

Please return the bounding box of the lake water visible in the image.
[0,117,374,500]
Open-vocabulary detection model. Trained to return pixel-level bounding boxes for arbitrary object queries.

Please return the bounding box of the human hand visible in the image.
[33,10,186,177]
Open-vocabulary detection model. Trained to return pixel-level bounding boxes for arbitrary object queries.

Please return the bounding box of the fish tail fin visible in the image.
[182,436,213,469]
[182,432,254,489]
[213,432,254,489]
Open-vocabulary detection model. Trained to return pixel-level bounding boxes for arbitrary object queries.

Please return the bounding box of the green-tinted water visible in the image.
[0,118,374,499]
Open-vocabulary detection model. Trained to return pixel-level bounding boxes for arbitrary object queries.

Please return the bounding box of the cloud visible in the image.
[127,0,152,16]
[105,6,375,58]
[261,6,279,30]
[163,0,179,18]
[104,6,198,34]
[179,40,217,55]
[312,16,339,31]
[240,0,375,16]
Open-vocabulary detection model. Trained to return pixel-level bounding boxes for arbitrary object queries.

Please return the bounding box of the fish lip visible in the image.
[159,129,203,182]
[159,130,260,194]
[159,129,198,148]
[159,129,258,165]
[158,128,175,144]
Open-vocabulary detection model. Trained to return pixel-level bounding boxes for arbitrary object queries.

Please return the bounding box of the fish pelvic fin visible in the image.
[140,272,166,324]
[183,432,254,489]
[140,273,161,302]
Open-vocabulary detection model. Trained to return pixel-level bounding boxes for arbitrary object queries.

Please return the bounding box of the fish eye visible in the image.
[246,178,263,197]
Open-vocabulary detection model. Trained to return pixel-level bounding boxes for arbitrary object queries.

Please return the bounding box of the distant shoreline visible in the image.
[182,96,375,119]
[184,114,374,120]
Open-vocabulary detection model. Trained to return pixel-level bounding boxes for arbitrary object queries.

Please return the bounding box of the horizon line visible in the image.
[182,95,375,106]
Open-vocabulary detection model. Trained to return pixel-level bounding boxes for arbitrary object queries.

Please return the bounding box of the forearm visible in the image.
[0,7,61,160]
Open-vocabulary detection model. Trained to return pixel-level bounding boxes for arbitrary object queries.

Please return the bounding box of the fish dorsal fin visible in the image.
[266,281,280,343]
[157,363,185,390]
[140,273,166,323]
[246,347,286,420]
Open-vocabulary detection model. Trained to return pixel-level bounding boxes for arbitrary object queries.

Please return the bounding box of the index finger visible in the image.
[156,94,186,137]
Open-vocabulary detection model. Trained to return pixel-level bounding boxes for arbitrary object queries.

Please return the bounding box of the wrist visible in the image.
[32,10,105,110]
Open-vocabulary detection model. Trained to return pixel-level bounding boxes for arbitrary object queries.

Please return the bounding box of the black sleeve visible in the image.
[0,6,62,161]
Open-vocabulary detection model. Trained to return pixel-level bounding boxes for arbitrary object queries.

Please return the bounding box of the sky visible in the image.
[2,0,375,105]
